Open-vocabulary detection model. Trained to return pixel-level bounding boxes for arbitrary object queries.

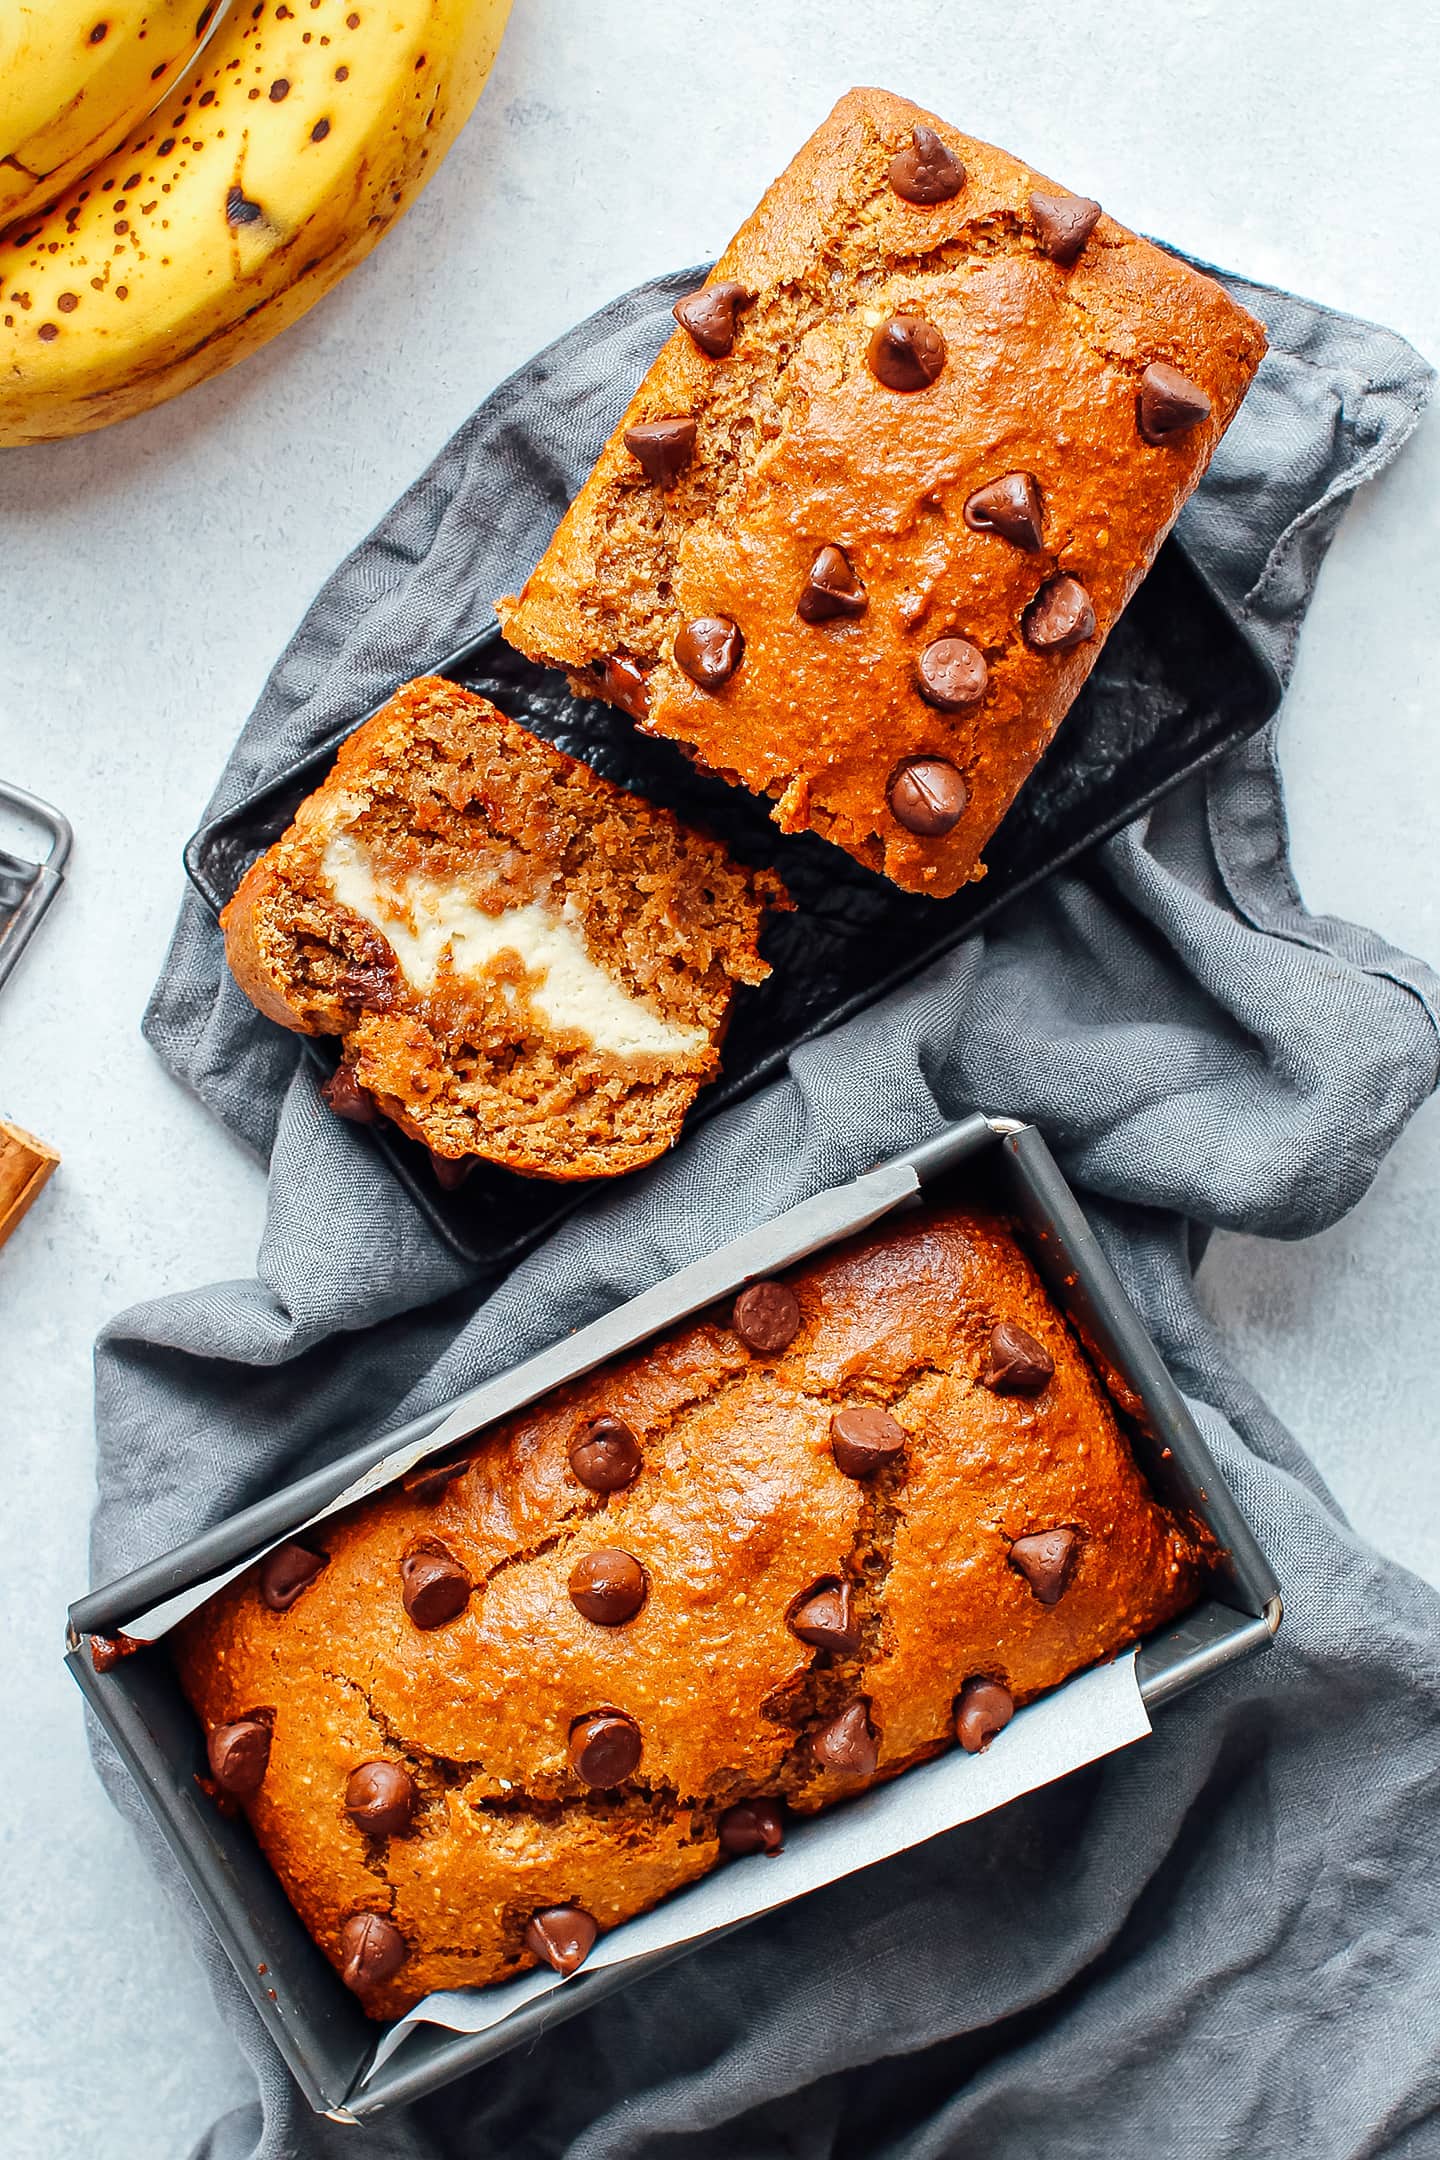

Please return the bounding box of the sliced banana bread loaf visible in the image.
[221,676,786,1180]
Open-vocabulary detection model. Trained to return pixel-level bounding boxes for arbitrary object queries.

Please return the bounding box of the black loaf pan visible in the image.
[68,1116,1281,2121]
[187,539,1277,1270]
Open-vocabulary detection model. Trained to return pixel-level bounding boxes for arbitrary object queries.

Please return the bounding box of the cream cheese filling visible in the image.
[320,832,707,1061]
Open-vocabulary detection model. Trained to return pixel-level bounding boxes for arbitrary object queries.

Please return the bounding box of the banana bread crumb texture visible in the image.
[175,1206,1209,2019]
[220,676,787,1181]
[496,86,1267,897]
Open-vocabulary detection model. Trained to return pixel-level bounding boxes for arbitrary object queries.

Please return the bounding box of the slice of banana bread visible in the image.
[496,86,1266,898]
[174,1205,1210,2019]
[221,677,787,1180]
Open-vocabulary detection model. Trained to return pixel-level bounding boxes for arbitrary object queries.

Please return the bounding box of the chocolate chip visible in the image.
[429,1150,474,1191]
[345,1760,415,1838]
[258,1542,328,1612]
[673,279,753,357]
[623,416,697,485]
[674,615,743,690]
[887,756,968,836]
[954,1677,1015,1754]
[320,1064,379,1124]
[889,124,965,205]
[980,1319,1055,1396]
[963,471,1045,552]
[207,1715,272,1796]
[336,930,398,1013]
[569,1710,642,1788]
[525,1905,598,1976]
[1022,575,1096,653]
[811,1700,878,1777]
[338,1910,407,1992]
[797,543,867,624]
[917,636,988,712]
[591,655,649,720]
[1029,190,1102,265]
[89,1631,142,1673]
[401,1450,472,1503]
[1009,1526,1081,1605]
[868,313,946,391]
[717,1798,785,1855]
[830,1404,906,1478]
[788,1578,860,1654]
[400,1543,472,1629]
[1137,361,1212,444]
[568,1414,642,1493]
[568,1549,648,1626]
[732,1279,801,1354]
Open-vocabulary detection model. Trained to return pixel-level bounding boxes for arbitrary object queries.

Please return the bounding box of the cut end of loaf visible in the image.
[221,678,788,1181]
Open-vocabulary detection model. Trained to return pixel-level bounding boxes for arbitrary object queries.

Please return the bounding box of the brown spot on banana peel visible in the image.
[225,186,266,227]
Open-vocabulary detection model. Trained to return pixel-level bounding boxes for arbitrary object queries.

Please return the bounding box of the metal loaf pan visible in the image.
[185,538,1278,1280]
[67,1115,1281,2121]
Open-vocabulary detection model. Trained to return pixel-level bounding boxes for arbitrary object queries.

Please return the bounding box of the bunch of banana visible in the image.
[0,0,512,445]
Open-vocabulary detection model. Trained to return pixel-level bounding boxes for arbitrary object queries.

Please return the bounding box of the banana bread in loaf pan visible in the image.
[220,675,788,1180]
[496,87,1267,897]
[173,1201,1211,2020]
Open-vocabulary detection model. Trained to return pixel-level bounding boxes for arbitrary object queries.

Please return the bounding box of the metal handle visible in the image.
[0,780,71,995]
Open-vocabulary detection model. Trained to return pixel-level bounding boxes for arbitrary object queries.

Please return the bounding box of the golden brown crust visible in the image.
[219,677,787,1180]
[222,856,315,1032]
[175,1205,1209,2017]
[496,88,1267,897]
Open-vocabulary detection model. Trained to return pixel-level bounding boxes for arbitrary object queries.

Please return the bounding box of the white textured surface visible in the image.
[0,3,1435,2154]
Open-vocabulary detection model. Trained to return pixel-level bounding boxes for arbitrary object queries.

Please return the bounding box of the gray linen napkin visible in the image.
[93,266,1440,2160]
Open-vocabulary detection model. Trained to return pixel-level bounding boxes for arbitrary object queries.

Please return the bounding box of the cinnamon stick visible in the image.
[0,1119,59,1249]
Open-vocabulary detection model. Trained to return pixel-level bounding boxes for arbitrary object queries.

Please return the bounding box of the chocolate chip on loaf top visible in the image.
[220,677,788,1182]
[496,87,1266,898]
[174,1206,1210,2019]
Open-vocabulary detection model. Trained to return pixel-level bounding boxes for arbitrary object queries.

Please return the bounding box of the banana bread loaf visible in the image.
[496,87,1267,898]
[221,676,787,1180]
[174,1205,1209,2019]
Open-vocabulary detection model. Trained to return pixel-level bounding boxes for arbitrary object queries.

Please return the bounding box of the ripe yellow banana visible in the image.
[0,1,222,229]
[0,0,511,445]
